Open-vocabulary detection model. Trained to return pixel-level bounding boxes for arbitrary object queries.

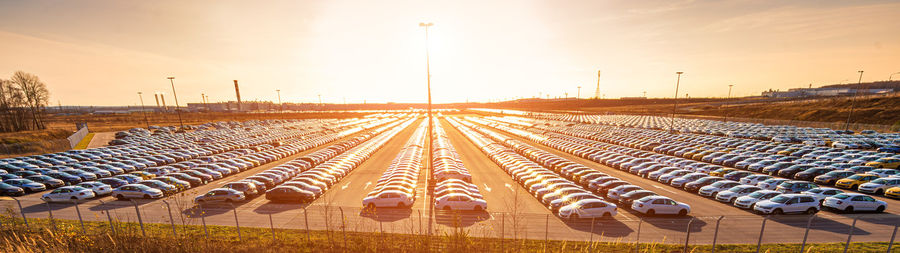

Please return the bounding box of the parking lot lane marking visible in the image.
[483,183,492,192]
[341,181,351,190]
[504,183,514,192]
[364,181,372,189]
[650,185,677,194]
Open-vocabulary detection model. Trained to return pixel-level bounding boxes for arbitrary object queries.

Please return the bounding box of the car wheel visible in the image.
[602,212,612,218]
[875,189,884,195]
[143,194,150,199]
[366,203,375,209]
[876,206,885,213]
[678,209,687,216]
[844,206,854,213]
[806,208,817,214]
[646,209,655,216]
[773,209,783,215]
[397,202,405,208]
[443,206,451,211]
[115,194,125,200]
[570,214,579,221]
[473,205,483,211]
[226,199,234,203]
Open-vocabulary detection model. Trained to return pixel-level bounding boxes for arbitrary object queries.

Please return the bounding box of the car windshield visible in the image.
[846,175,865,180]
[831,194,852,200]
[806,188,823,193]
[870,179,888,184]
[769,195,790,203]
[747,191,768,198]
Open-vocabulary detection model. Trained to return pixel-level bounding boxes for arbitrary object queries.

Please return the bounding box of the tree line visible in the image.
[0,71,50,132]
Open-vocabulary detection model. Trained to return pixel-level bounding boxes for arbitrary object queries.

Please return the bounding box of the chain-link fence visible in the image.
[1,196,898,252]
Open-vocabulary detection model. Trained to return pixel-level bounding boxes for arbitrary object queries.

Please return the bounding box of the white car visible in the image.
[715,185,762,203]
[740,174,773,186]
[757,178,790,190]
[753,194,819,215]
[857,178,900,195]
[733,190,781,209]
[606,185,642,202]
[41,186,96,202]
[631,196,690,216]
[823,193,887,213]
[558,199,617,220]
[698,180,741,197]
[77,181,113,196]
[434,193,487,211]
[362,190,414,208]
[801,188,843,203]
[868,169,899,178]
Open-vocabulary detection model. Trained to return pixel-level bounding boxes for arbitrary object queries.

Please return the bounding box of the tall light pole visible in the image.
[167,77,185,133]
[137,92,150,129]
[418,21,434,239]
[670,72,684,133]
[276,89,282,112]
[890,72,900,81]
[594,70,602,99]
[844,70,864,131]
[724,84,733,123]
[577,86,581,99]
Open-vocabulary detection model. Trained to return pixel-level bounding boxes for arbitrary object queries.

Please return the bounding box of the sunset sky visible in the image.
[0,0,898,106]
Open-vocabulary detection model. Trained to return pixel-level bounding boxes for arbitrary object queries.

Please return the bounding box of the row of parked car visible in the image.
[1,118,386,203]
[431,119,487,211]
[193,117,412,204]
[450,117,628,220]
[362,121,426,209]
[478,116,891,215]
[461,117,692,217]
[532,114,900,152]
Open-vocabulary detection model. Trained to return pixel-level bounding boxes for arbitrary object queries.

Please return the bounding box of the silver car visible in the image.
[194,188,246,204]
[112,184,164,200]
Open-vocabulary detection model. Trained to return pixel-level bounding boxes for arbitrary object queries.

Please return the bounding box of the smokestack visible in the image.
[234,80,242,111]
[154,94,160,108]
[160,94,167,111]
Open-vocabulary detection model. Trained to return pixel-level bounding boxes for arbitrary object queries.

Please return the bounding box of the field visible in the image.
[0,216,891,253]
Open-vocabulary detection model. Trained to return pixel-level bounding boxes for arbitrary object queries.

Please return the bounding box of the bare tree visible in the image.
[7,71,50,131]
[0,79,29,132]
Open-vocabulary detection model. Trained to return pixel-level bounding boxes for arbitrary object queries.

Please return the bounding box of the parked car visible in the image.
[41,186,95,202]
[823,193,887,213]
[112,184,164,199]
[631,196,690,216]
[558,199,617,220]
[194,188,246,204]
[753,194,819,215]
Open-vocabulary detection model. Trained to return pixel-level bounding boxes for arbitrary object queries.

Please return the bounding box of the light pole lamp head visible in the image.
[137,92,142,95]
[676,72,684,75]
[167,77,175,80]
[419,22,433,27]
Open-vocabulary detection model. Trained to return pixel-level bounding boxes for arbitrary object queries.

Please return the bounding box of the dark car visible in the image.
[169,173,204,187]
[777,165,815,178]
[44,171,83,185]
[265,186,315,203]
[25,175,65,188]
[620,190,658,207]
[99,178,129,188]
[684,177,725,192]
[245,176,275,189]
[182,170,214,182]
[0,182,25,196]
[222,181,260,197]
[793,167,835,181]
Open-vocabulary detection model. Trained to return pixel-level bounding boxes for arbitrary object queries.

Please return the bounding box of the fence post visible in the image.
[711,216,724,253]
[13,198,27,229]
[99,200,115,236]
[887,224,898,253]
[755,216,767,253]
[418,209,423,235]
[683,217,695,253]
[500,213,505,253]
[162,200,177,237]
[544,214,549,252]
[131,200,146,237]
[198,203,209,239]
[634,217,643,253]
[589,217,596,251]
[379,220,385,250]
[45,202,55,231]
[304,207,311,243]
[339,207,347,250]
[230,202,241,241]
[843,217,859,253]
[269,213,276,242]
[800,214,816,253]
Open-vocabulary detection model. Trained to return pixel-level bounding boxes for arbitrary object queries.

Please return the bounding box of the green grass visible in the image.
[0,215,894,252]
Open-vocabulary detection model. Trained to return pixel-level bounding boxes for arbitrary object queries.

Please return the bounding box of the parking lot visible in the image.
[1,113,899,246]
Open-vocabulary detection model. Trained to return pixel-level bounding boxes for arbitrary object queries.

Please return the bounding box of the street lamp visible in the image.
[844,71,864,131]
[724,84,733,123]
[167,77,185,134]
[418,21,434,238]
[577,86,581,99]
[276,89,282,112]
[670,72,684,132]
[137,92,150,129]
[594,70,602,99]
